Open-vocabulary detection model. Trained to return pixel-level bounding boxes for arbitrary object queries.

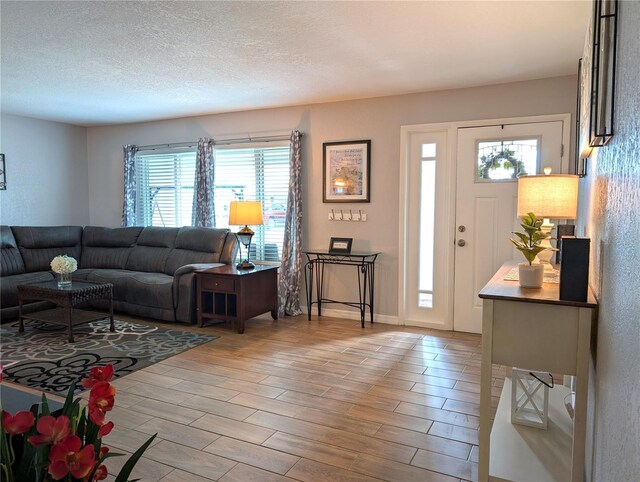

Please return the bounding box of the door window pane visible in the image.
[419,155,436,308]
[476,138,539,181]
[422,143,436,158]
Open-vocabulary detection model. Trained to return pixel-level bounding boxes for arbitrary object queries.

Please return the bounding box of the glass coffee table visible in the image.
[17,280,114,342]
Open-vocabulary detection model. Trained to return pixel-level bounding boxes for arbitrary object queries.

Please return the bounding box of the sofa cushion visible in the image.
[1,271,54,307]
[11,226,83,273]
[85,269,140,302]
[164,227,230,275]
[125,227,178,273]
[81,226,143,269]
[1,226,25,276]
[126,272,175,310]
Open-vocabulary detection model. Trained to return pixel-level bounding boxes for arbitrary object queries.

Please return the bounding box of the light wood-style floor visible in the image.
[92,315,504,482]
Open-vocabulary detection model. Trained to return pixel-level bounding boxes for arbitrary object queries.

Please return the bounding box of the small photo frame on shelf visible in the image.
[323,140,371,203]
[328,237,353,254]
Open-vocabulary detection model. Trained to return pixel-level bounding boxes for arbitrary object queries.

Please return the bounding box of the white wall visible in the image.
[577,1,640,479]
[0,114,89,226]
[87,76,577,319]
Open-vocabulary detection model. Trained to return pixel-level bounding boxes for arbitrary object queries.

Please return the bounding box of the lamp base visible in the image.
[535,218,557,272]
[236,260,255,270]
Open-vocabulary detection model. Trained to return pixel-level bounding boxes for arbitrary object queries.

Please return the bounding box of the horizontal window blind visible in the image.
[135,152,196,227]
[214,142,291,262]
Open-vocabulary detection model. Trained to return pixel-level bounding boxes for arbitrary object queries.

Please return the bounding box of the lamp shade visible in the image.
[228,201,264,226]
[517,174,579,219]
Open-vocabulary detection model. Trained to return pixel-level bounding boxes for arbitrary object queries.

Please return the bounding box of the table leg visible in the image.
[358,263,366,328]
[18,297,25,333]
[304,259,313,320]
[109,297,115,332]
[478,300,494,482]
[66,305,74,343]
[570,307,593,482]
[369,262,375,324]
[316,261,324,317]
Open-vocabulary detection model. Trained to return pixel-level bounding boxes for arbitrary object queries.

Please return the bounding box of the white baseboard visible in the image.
[262,307,451,330]
[300,306,400,325]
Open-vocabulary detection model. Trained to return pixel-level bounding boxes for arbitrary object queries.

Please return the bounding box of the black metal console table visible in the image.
[303,250,380,327]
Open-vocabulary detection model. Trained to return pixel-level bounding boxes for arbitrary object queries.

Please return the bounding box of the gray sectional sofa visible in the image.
[0,225,238,323]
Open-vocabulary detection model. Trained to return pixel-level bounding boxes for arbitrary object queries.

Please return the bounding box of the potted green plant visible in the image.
[510,212,550,288]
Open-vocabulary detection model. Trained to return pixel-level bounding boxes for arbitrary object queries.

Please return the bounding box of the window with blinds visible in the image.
[134,142,290,263]
[214,142,291,263]
[134,151,196,227]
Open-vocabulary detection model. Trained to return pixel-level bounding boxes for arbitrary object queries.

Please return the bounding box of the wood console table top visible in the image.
[478,260,597,308]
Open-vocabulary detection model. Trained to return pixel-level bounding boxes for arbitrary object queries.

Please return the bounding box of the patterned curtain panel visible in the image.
[121,144,138,227]
[278,130,303,316]
[192,138,216,227]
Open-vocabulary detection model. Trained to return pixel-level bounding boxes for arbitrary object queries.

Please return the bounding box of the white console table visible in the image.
[478,261,597,482]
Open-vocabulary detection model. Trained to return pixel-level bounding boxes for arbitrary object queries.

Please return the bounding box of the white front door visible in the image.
[452,121,567,333]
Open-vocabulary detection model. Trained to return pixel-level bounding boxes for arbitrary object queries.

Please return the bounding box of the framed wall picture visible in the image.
[329,237,353,254]
[323,140,371,203]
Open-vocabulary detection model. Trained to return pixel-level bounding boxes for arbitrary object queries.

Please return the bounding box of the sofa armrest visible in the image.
[173,263,225,278]
[173,263,226,323]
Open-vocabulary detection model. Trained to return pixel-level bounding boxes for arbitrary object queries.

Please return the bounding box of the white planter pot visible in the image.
[518,263,544,288]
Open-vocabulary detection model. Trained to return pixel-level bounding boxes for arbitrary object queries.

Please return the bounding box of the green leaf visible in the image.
[514,232,529,245]
[61,381,78,415]
[39,394,50,417]
[113,433,157,482]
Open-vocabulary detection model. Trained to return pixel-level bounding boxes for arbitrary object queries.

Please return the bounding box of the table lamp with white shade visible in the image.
[517,168,579,272]
[228,201,263,269]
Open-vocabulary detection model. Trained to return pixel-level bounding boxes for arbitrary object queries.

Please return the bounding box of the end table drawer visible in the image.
[202,276,235,292]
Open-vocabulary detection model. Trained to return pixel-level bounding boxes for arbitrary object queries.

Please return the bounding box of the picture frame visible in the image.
[589,0,618,147]
[328,237,353,254]
[323,140,371,203]
[575,58,589,177]
[0,154,6,190]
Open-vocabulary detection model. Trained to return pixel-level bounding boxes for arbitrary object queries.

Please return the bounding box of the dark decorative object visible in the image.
[323,140,371,203]
[559,237,590,302]
[329,237,353,254]
[0,153,6,190]
[589,0,618,147]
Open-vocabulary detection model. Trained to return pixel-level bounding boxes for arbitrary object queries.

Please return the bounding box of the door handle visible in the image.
[457,239,466,247]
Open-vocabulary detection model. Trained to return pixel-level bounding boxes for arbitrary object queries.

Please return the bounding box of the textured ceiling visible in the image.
[0,1,590,126]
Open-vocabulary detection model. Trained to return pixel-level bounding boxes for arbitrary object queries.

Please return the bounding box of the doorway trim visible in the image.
[399,113,571,330]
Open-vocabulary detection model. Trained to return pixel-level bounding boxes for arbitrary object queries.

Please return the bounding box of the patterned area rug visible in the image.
[1,319,216,394]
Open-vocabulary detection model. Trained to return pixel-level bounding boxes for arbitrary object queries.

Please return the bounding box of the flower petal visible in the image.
[98,421,114,438]
[48,460,69,480]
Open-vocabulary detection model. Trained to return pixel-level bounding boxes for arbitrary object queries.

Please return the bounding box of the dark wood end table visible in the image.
[196,265,278,334]
[17,280,114,342]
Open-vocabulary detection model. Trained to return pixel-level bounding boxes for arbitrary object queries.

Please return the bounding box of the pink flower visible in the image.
[28,415,71,446]
[97,420,114,438]
[2,410,35,435]
[81,364,115,389]
[47,435,95,480]
[92,464,108,481]
[88,381,116,425]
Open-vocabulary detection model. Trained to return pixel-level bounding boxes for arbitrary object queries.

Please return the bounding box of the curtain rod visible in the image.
[135,133,301,152]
